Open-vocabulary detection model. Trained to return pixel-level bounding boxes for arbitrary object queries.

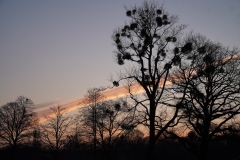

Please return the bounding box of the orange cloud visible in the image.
[36,84,140,123]
[36,80,174,123]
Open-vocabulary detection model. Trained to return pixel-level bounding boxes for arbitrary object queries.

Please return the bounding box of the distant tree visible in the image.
[62,117,88,160]
[96,99,136,160]
[40,105,72,160]
[0,96,37,160]
[170,34,240,160]
[79,87,136,160]
[111,1,192,159]
[122,129,145,145]
[32,128,40,145]
[79,87,105,160]
[220,123,240,160]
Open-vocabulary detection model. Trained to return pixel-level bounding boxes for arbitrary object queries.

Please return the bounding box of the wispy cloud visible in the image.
[36,84,143,123]
[34,99,61,112]
[36,81,174,123]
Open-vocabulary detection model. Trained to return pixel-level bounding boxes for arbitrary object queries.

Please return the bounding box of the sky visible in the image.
[0,0,240,107]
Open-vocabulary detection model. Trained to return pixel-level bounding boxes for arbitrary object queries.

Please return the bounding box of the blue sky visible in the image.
[0,0,240,106]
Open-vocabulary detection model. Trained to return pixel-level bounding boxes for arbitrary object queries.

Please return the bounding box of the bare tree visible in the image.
[0,96,37,160]
[111,1,192,159]
[40,105,72,160]
[170,34,240,160]
[96,99,136,160]
[79,88,136,160]
[79,87,105,160]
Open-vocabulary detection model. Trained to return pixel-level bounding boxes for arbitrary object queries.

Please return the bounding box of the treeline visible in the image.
[0,96,240,160]
[0,122,239,160]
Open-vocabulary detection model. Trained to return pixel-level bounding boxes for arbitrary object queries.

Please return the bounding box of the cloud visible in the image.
[36,81,174,123]
[35,84,143,123]
[34,101,59,111]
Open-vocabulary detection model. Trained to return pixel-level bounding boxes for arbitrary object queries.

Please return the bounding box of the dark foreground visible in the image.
[0,136,239,160]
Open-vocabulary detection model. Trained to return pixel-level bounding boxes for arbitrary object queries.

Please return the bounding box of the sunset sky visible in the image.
[1,0,240,107]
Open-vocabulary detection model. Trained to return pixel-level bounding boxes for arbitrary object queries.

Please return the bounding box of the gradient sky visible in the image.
[1,0,240,106]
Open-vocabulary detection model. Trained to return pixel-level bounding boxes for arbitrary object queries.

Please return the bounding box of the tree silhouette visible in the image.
[79,87,105,160]
[98,99,136,160]
[79,88,136,160]
[111,1,192,159]
[40,105,72,160]
[0,96,37,160]
[170,34,240,160]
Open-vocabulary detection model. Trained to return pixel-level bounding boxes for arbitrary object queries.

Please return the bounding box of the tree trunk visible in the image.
[11,146,16,160]
[146,100,156,160]
[199,138,209,160]
[11,141,17,160]
[147,138,155,160]
[199,113,210,160]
